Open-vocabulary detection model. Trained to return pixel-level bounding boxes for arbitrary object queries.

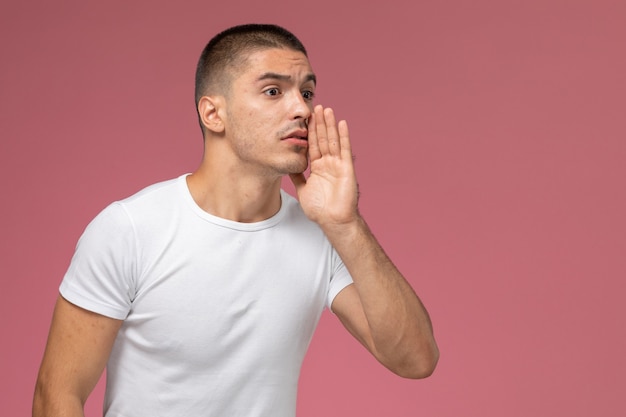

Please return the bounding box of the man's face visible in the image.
[220,47,316,176]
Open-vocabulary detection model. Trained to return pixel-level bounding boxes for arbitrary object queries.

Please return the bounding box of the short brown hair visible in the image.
[194,24,308,105]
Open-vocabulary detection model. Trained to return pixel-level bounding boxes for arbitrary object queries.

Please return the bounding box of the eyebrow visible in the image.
[256,72,317,85]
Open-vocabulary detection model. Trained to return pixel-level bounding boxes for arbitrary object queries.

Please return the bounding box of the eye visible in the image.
[302,90,315,101]
[264,88,280,96]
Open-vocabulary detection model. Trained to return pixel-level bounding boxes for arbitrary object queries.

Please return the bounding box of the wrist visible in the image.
[320,214,368,244]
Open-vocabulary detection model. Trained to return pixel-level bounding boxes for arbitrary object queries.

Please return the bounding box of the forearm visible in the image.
[293,105,438,376]
[325,216,439,377]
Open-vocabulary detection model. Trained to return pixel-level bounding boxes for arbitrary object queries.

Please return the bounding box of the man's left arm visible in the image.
[290,105,439,379]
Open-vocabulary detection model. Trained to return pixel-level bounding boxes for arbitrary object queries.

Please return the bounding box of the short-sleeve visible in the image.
[59,202,137,320]
[326,248,353,310]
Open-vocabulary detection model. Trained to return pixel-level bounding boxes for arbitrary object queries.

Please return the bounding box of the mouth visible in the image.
[282,129,308,142]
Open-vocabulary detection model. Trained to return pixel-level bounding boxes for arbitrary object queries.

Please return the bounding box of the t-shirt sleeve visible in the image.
[326,248,354,310]
[59,202,136,320]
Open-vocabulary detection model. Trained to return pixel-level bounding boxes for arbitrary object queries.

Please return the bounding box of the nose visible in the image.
[290,91,312,123]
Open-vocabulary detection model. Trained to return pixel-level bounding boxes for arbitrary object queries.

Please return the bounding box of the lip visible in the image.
[282,129,308,141]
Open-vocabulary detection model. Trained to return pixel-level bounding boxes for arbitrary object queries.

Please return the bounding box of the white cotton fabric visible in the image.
[60,174,353,417]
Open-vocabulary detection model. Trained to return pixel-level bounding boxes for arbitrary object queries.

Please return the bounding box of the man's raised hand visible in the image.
[290,105,359,229]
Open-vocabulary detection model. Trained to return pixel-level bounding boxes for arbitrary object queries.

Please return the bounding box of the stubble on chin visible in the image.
[281,152,308,175]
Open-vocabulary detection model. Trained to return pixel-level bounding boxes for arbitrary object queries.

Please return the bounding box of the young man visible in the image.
[33,24,439,417]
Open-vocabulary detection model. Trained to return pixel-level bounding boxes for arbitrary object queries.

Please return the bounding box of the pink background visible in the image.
[1,1,624,416]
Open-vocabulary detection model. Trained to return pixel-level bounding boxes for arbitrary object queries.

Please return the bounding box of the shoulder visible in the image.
[112,175,186,221]
[120,176,183,207]
[81,176,184,237]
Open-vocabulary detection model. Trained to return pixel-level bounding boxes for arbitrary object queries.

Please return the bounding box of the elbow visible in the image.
[32,374,84,417]
[399,350,439,379]
[381,341,440,379]
[32,378,49,417]
[32,374,58,417]
[404,349,439,379]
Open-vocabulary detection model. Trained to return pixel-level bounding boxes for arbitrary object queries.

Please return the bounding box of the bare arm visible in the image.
[33,295,123,417]
[290,105,439,378]
[328,220,438,378]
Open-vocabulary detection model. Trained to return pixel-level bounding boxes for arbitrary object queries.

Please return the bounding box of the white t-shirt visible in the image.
[60,174,353,417]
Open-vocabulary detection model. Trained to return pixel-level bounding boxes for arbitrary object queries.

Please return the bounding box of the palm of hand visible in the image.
[290,106,359,227]
[298,155,357,226]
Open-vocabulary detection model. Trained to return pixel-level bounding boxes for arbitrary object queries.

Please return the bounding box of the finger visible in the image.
[307,111,321,161]
[314,105,330,156]
[338,119,352,160]
[323,107,341,157]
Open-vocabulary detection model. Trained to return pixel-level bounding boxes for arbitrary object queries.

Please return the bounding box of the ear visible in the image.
[198,96,225,134]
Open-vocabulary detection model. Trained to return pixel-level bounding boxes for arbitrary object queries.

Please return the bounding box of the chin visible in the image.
[285,152,309,173]
[281,160,308,175]
[286,165,308,175]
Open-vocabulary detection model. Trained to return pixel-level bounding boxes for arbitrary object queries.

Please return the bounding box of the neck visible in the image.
[186,159,283,224]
